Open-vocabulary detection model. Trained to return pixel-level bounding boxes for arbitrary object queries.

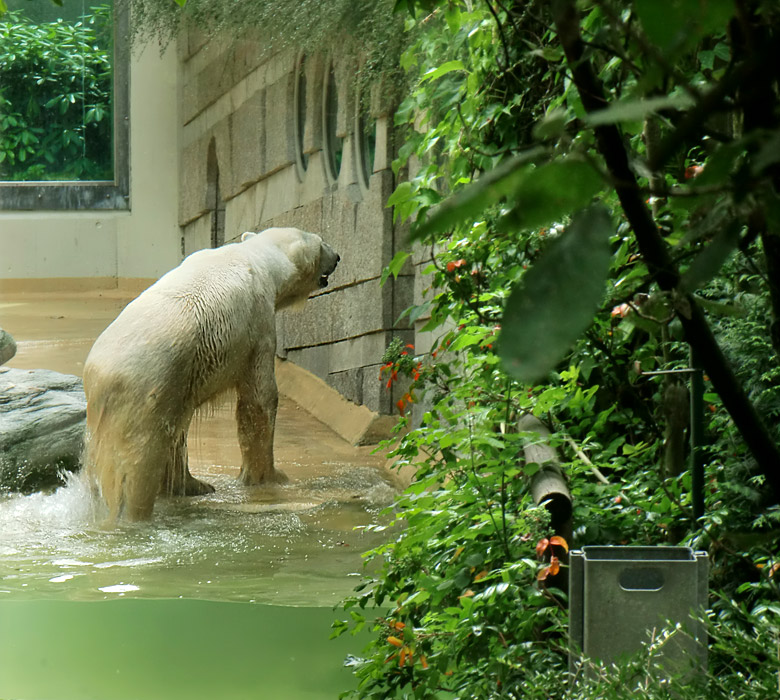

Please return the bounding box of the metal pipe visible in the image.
[689,349,705,522]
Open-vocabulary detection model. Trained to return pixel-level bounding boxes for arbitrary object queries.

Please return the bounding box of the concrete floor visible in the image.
[0,290,388,487]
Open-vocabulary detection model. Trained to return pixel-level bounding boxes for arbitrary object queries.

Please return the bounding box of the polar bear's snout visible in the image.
[319,242,340,288]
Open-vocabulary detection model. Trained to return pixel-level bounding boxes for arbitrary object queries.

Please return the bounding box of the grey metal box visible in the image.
[569,546,708,678]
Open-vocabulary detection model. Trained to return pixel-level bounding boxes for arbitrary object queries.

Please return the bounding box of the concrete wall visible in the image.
[0,21,415,418]
[0,42,180,290]
[178,31,413,414]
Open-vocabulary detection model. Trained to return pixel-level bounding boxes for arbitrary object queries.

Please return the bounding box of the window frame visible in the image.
[293,53,309,183]
[355,96,376,193]
[322,60,343,186]
[0,1,130,212]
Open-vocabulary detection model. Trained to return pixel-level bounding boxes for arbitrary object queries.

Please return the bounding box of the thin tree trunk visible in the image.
[552,0,780,501]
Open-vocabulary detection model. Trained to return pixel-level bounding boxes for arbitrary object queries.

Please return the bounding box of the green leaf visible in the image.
[636,0,733,54]
[585,93,695,127]
[680,219,741,293]
[450,327,489,351]
[399,46,417,72]
[405,300,432,325]
[696,140,745,186]
[699,49,714,71]
[500,158,604,232]
[499,206,613,383]
[636,0,685,50]
[386,181,414,208]
[0,0,7,15]
[420,60,465,83]
[394,0,438,15]
[533,108,569,141]
[380,250,411,287]
[410,147,547,240]
[532,46,564,62]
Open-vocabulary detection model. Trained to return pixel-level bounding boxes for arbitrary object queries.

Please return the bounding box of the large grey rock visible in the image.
[0,367,86,493]
[0,328,16,365]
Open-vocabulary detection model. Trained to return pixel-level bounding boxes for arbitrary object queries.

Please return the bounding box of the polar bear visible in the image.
[82,227,340,522]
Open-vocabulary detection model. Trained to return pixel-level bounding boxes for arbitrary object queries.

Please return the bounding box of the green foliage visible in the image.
[337,335,568,697]
[0,6,113,180]
[130,0,406,97]
[500,206,613,383]
[338,0,780,697]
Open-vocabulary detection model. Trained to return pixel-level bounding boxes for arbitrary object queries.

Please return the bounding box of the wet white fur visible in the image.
[82,227,339,522]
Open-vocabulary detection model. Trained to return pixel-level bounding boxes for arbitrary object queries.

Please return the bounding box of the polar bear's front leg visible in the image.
[236,358,287,485]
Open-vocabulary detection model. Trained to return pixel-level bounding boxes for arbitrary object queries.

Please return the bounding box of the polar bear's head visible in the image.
[241,227,340,308]
[316,239,340,289]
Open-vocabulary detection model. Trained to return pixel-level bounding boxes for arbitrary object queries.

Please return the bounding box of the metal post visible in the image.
[689,349,705,522]
[639,361,706,527]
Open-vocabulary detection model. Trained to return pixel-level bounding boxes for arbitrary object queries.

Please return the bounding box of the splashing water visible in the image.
[0,467,396,605]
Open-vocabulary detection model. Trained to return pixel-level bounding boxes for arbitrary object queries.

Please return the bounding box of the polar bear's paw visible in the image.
[184,475,217,496]
[238,467,289,487]
[265,468,289,485]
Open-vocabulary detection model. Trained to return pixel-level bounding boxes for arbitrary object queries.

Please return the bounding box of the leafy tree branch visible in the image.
[552,0,780,498]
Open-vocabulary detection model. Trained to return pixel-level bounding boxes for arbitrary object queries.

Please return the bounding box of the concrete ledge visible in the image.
[0,277,156,296]
[275,357,396,446]
[117,278,156,296]
[0,277,119,294]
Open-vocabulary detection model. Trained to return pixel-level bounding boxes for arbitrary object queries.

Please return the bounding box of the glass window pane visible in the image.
[0,0,114,182]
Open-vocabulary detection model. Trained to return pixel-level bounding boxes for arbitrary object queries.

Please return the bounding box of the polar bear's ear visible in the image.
[241,231,257,242]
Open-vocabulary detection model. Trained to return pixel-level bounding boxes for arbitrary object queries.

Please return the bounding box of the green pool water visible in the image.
[0,599,361,700]
[0,468,393,699]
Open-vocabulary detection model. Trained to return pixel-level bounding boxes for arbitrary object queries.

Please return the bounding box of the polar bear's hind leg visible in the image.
[159,429,216,497]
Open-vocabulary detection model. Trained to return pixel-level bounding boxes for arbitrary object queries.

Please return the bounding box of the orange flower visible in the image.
[399,647,412,667]
[685,164,703,179]
[446,258,467,272]
[611,303,631,318]
[549,535,569,552]
[537,555,561,581]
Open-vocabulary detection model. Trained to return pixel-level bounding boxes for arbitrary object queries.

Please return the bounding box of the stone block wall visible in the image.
[178,31,413,415]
